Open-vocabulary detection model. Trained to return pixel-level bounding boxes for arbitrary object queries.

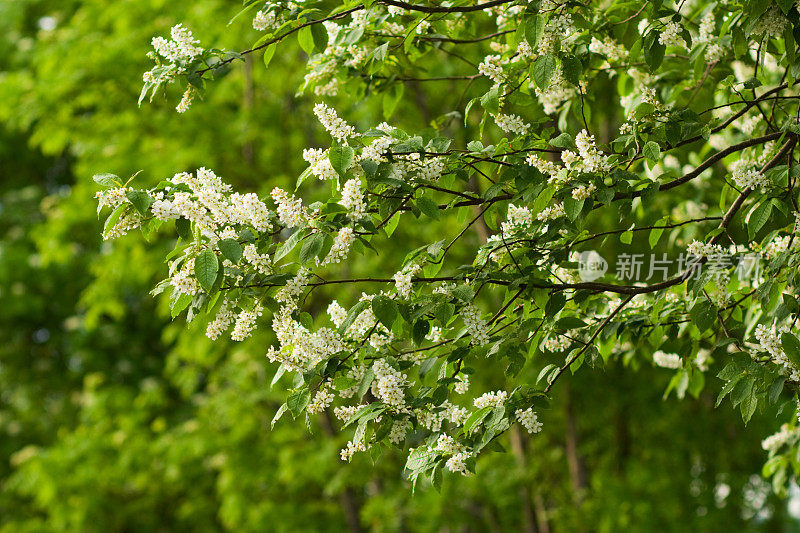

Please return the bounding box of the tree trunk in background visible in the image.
[321,411,364,533]
[242,56,255,167]
[509,425,545,533]
[565,384,588,519]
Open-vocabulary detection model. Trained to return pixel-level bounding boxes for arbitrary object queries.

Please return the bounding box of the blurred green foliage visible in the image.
[0,0,797,531]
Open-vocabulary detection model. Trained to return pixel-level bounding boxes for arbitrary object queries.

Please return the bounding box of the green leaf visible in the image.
[273,228,308,263]
[357,366,375,399]
[741,391,758,424]
[533,53,557,88]
[781,333,800,369]
[171,292,193,318]
[332,376,358,390]
[434,302,455,326]
[328,144,355,178]
[549,133,574,148]
[560,54,582,85]
[644,32,666,71]
[690,300,716,332]
[339,300,371,334]
[287,388,311,416]
[175,217,192,241]
[125,190,153,216]
[194,249,219,293]
[524,15,545,49]
[297,26,315,55]
[103,203,127,235]
[480,85,501,114]
[643,141,661,162]
[563,197,583,221]
[748,201,772,240]
[416,197,440,219]
[263,43,277,68]
[271,403,288,428]
[218,239,243,264]
[412,320,430,345]
[299,232,325,265]
[93,173,121,187]
[372,295,398,330]
[716,373,743,407]
[462,406,492,435]
[311,22,328,52]
[405,446,437,474]
[649,218,666,248]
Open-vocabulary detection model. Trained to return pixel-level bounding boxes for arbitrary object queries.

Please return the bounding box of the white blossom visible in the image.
[515,408,543,434]
[313,103,355,141]
[659,21,686,48]
[653,350,681,369]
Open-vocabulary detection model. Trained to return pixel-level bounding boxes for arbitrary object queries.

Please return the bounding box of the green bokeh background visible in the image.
[0,0,797,530]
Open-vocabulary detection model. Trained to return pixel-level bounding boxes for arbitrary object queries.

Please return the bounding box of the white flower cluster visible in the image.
[340,439,367,461]
[445,451,471,474]
[588,36,627,62]
[95,187,128,211]
[515,408,543,434]
[454,375,470,394]
[206,299,236,339]
[731,161,769,190]
[327,300,347,328]
[333,405,360,423]
[659,21,686,48]
[340,178,366,219]
[176,87,195,113]
[474,390,507,409]
[571,183,596,201]
[302,148,338,182]
[536,202,565,222]
[252,10,277,31]
[704,42,725,64]
[526,154,562,182]
[394,271,412,299]
[751,6,789,39]
[313,103,355,142]
[388,419,409,444]
[686,240,723,258]
[462,303,489,346]
[653,350,681,369]
[697,13,715,44]
[543,334,571,352]
[762,235,792,260]
[494,113,529,135]
[170,258,199,295]
[318,227,354,266]
[561,130,611,174]
[371,359,407,408]
[243,243,272,274]
[275,267,311,311]
[130,169,275,240]
[231,303,263,341]
[754,324,800,381]
[501,204,532,234]
[151,24,203,64]
[695,11,727,63]
[307,387,334,414]
[271,187,307,228]
[762,423,799,452]
[533,71,578,115]
[478,55,505,85]
[268,312,345,371]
